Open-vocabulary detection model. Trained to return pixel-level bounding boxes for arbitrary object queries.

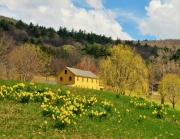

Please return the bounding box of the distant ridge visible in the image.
[0,15,180,60]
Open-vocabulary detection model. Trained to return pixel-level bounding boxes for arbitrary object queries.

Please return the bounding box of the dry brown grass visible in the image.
[32,75,56,82]
[0,15,18,24]
[137,39,180,49]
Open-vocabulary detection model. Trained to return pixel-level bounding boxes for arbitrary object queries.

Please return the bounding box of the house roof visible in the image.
[66,67,98,78]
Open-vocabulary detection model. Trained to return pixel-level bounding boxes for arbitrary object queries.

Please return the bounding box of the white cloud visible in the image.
[38,6,48,13]
[0,0,133,40]
[85,0,104,9]
[139,0,180,39]
[113,8,141,23]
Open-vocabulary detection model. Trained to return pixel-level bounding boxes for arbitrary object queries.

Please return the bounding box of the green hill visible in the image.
[0,79,180,138]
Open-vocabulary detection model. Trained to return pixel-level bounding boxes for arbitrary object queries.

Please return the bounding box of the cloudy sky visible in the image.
[0,0,180,40]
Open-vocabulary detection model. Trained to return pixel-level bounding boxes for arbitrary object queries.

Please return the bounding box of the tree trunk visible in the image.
[173,103,175,109]
[161,96,165,104]
[151,86,154,95]
[172,96,175,109]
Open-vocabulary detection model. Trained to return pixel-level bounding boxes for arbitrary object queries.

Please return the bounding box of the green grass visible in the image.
[0,79,180,139]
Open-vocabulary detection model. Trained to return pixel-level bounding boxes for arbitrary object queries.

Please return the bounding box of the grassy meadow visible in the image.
[0,79,180,139]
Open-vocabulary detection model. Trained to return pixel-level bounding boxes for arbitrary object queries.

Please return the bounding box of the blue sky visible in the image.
[103,0,156,40]
[0,0,179,40]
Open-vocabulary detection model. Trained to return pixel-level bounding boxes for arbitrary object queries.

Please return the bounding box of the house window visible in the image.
[87,78,88,82]
[82,78,84,82]
[77,77,79,81]
[92,79,93,83]
[60,77,63,81]
[65,70,67,74]
[69,76,72,81]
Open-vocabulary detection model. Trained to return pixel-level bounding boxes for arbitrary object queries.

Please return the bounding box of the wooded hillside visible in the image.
[1,16,180,93]
[1,15,180,60]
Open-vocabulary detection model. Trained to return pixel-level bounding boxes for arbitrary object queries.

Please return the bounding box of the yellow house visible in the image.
[57,67,103,90]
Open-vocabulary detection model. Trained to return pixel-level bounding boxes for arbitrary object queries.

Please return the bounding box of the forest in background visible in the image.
[0,16,180,96]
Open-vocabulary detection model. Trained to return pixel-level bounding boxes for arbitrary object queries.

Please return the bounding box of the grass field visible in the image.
[0,79,180,139]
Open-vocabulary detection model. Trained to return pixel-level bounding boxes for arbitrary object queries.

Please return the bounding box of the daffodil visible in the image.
[66,90,70,95]
[44,121,48,124]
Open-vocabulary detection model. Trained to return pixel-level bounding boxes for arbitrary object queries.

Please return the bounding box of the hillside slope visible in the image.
[1,80,180,138]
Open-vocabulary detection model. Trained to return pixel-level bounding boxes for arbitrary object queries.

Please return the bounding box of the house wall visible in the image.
[74,76,102,90]
[57,67,104,90]
[57,68,75,85]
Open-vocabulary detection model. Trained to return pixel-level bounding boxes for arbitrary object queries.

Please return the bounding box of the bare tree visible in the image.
[9,44,47,81]
[74,55,98,74]
[149,49,180,83]
[150,49,180,104]
[51,57,65,77]
[65,50,81,67]
[0,33,16,79]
